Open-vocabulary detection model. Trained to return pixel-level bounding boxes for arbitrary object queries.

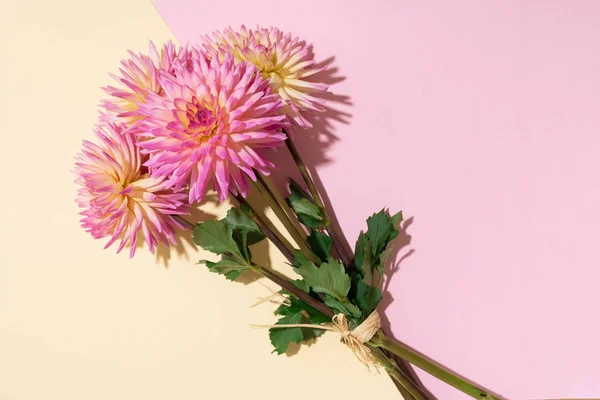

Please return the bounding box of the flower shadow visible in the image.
[266,56,354,260]
[155,193,220,268]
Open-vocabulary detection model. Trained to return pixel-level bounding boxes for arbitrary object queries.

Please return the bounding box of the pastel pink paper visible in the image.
[151,1,600,398]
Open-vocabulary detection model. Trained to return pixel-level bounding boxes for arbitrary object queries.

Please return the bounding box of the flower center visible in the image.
[179,98,218,139]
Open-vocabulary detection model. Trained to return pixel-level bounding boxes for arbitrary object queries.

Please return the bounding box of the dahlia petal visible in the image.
[199,26,327,126]
[75,123,188,257]
[131,52,284,203]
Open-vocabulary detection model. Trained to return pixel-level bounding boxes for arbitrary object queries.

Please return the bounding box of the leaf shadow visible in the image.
[377,216,416,334]
[284,337,319,357]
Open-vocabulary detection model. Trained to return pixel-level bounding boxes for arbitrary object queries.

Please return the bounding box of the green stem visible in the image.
[385,347,433,400]
[173,215,195,231]
[253,174,320,265]
[283,131,351,267]
[251,264,433,400]
[370,347,429,400]
[233,198,427,398]
[253,260,428,400]
[178,215,431,399]
[284,134,435,397]
[370,332,503,400]
[249,262,335,319]
[260,174,313,253]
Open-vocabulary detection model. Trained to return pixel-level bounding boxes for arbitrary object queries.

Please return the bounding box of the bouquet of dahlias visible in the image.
[75,26,502,400]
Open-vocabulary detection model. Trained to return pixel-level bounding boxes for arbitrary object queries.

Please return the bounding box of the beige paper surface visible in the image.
[0,0,401,399]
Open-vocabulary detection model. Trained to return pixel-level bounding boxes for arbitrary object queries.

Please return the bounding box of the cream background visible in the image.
[0,1,400,399]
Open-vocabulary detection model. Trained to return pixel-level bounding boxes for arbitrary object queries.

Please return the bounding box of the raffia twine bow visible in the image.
[253,310,382,369]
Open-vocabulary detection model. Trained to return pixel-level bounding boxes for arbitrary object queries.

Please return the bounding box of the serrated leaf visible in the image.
[391,210,403,229]
[306,230,333,262]
[193,220,243,260]
[275,298,330,324]
[294,257,350,301]
[201,258,248,281]
[363,239,374,277]
[290,198,323,221]
[287,179,323,228]
[366,209,394,260]
[298,214,322,229]
[269,311,304,355]
[225,208,266,246]
[274,297,331,343]
[324,296,362,319]
[238,227,252,262]
[293,250,311,268]
[300,318,327,341]
[353,232,368,277]
[275,294,330,340]
[355,280,383,318]
[290,279,311,293]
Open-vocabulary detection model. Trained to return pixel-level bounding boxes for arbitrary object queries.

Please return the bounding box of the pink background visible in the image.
[152,1,600,398]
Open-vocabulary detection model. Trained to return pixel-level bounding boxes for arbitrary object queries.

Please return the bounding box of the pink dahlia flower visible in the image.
[75,123,188,257]
[134,55,287,203]
[201,26,328,128]
[100,41,192,125]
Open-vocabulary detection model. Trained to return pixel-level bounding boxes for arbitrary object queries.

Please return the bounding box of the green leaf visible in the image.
[274,297,330,343]
[366,209,394,261]
[287,179,307,203]
[193,220,243,260]
[200,258,248,281]
[293,250,312,268]
[353,208,403,288]
[362,239,374,278]
[225,208,266,246]
[269,311,304,355]
[290,198,323,222]
[287,179,323,228]
[294,257,350,301]
[300,319,327,341]
[238,227,252,262]
[353,232,368,277]
[275,298,329,323]
[379,244,396,269]
[324,296,362,319]
[306,230,333,262]
[298,214,323,229]
[290,279,311,294]
[391,210,404,229]
[355,280,383,318]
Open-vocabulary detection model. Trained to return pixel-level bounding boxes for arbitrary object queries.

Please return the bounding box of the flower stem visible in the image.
[173,215,195,231]
[283,133,433,397]
[260,174,312,252]
[370,332,503,400]
[370,347,430,400]
[231,193,296,264]
[283,130,351,266]
[254,262,429,399]
[181,214,432,399]
[249,262,335,319]
[252,174,320,265]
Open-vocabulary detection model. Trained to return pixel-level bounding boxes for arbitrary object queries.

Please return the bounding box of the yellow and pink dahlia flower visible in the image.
[134,55,287,203]
[100,41,192,125]
[201,26,328,128]
[74,123,188,257]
